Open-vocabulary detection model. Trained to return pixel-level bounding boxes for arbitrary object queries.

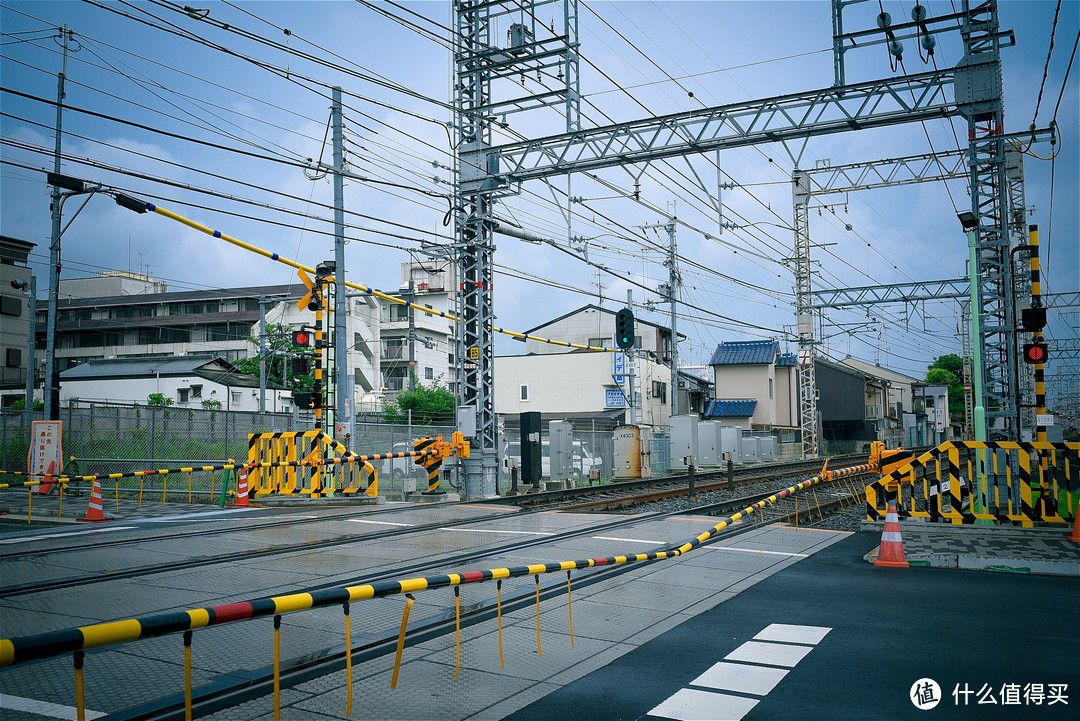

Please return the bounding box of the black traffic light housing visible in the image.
[292,357,309,375]
[615,309,635,350]
[293,391,322,409]
[292,329,311,347]
[1022,342,1048,364]
[1021,306,1047,332]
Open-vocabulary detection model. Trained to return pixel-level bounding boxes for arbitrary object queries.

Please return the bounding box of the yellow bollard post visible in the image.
[187,472,192,504]
[273,615,281,721]
[115,479,120,512]
[58,482,63,518]
[534,574,543,657]
[496,579,505,669]
[183,631,193,721]
[162,474,168,505]
[566,571,575,648]
[74,650,85,721]
[390,594,415,689]
[454,586,462,681]
[344,602,353,716]
[138,477,144,508]
[210,469,215,498]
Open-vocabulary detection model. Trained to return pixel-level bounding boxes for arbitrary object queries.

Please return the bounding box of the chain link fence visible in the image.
[0,403,461,502]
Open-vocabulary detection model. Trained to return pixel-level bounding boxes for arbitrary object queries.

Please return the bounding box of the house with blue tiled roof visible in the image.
[705,340,797,430]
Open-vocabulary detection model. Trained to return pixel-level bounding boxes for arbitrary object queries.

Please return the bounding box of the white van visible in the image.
[501,439,603,481]
[381,442,430,484]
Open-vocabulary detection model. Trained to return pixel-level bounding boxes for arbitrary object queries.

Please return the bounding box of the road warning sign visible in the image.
[28,420,63,495]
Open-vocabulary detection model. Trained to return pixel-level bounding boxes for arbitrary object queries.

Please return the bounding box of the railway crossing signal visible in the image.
[615,309,635,350]
[1021,306,1047,332]
[292,329,311,347]
[1022,342,1048,364]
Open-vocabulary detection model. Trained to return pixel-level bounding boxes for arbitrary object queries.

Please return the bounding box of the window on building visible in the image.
[231,390,242,404]
[652,381,667,404]
[384,338,404,359]
[424,367,434,380]
[137,328,191,344]
[520,384,529,401]
[177,388,190,403]
[5,348,21,367]
[0,296,22,317]
[769,378,774,400]
[190,384,203,399]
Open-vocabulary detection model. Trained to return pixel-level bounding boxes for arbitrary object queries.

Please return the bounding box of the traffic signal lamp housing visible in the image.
[293,391,322,409]
[292,329,311,347]
[1021,306,1047,332]
[1023,342,1048,365]
[615,309,635,350]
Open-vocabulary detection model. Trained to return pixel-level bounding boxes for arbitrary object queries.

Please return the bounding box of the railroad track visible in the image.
[486,453,869,509]
[2,460,879,720]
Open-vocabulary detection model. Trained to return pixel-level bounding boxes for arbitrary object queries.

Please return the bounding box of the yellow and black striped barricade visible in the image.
[413,436,443,494]
[247,430,328,496]
[865,441,1079,527]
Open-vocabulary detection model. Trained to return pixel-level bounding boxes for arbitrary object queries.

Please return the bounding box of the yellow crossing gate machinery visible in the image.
[865,440,1079,527]
[245,430,377,499]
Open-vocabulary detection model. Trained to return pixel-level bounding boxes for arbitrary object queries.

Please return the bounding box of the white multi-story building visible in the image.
[495,305,705,429]
[0,236,35,404]
[27,272,381,410]
[378,258,456,401]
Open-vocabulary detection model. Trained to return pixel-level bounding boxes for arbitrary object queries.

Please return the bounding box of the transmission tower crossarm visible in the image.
[804,149,967,196]
[811,278,970,309]
[469,66,971,187]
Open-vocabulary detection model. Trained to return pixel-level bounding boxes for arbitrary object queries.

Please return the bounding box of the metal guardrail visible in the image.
[864,440,1079,526]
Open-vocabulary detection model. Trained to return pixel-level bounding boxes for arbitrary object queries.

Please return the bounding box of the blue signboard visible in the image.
[605,388,627,408]
[613,352,626,384]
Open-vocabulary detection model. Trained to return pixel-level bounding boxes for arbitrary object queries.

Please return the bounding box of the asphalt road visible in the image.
[503,530,1080,721]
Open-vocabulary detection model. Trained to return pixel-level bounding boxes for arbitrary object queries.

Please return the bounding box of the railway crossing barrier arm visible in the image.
[0,456,875,670]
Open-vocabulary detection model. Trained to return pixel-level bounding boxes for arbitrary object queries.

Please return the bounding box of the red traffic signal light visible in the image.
[292,329,311,346]
[1022,342,1048,364]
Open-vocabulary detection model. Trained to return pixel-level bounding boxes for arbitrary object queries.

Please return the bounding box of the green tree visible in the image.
[232,323,315,394]
[8,399,44,411]
[926,354,965,418]
[147,392,174,406]
[383,381,457,425]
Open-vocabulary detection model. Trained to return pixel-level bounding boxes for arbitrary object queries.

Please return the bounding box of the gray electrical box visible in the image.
[549,420,573,482]
[697,421,720,467]
[741,436,760,463]
[669,415,699,470]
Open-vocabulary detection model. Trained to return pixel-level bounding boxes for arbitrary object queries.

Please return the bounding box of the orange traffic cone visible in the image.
[77,477,108,523]
[1068,503,1080,543]
[35,460,56,495]
[230,467,250,508]
[874,500,909,568]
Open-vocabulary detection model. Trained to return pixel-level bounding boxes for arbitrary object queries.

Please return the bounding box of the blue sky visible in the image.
[1,1,1076,403]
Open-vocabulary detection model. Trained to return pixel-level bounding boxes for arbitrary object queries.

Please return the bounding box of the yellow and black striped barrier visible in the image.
[864,440,1079,526]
